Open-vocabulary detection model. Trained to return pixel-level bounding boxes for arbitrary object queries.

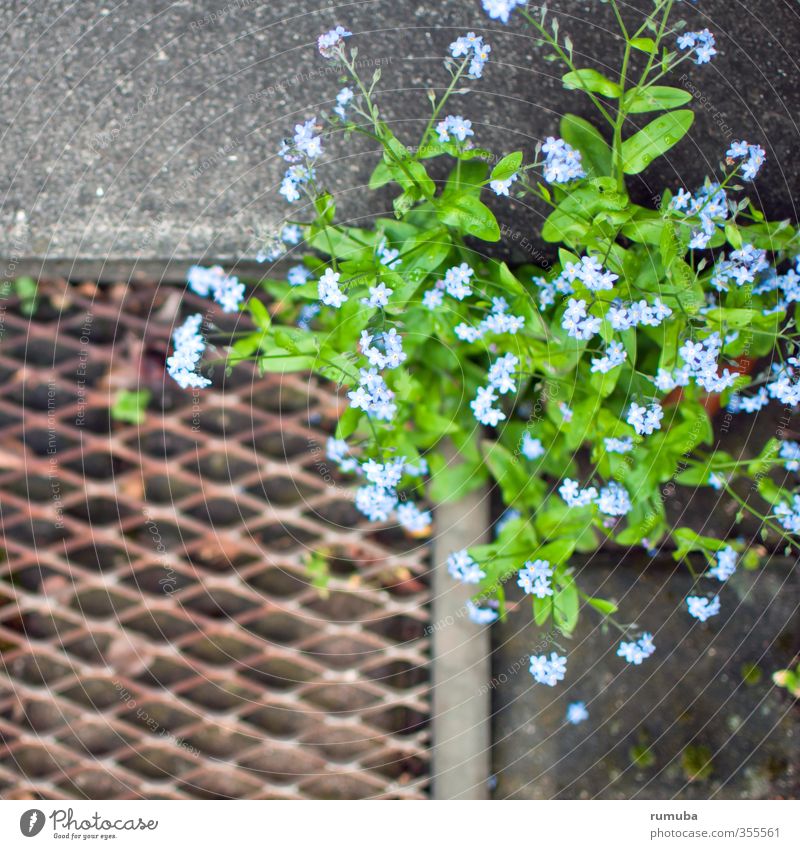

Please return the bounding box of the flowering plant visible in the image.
[168,1,800,685]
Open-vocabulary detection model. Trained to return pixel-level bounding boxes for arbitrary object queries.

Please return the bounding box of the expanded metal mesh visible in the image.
[0,279,430,799]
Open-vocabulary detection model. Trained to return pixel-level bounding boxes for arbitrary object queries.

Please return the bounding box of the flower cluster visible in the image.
[166,9,800,721]
[517,559,554,598]
[710,244,769,292]
[779,441,800,472]
[708,546,737,581]
[448,549,486,584]
[348,369,397,421]
[541,136,586,184]
[256,223,304,263]
[559,478,632,518]
[617,632,656,665]
[687,594,721,621]
[353,456,431,532]
[774,494,800,534]
[187,265,245,313]
[561,298,601,340]
[521,432,545,460]
[455,296,525,341]
[670,180,729,250]
[470,354,519,425]
[318,268,347,307]
[467,599,499,625]
[726,140,766,181]
[436,115,475,144]
[481,0,527,25]
[529,652,568,686]
[627,401,664,436]
[673,333,739,394]
[317,25,351,58]
[360,329,406,370]
[676,29,717,65]
[566,702,589,725]
[766,358,800,407]
[166,314,211,390]
[449,32,491,79]
[334,86,354,119]
[591,341,627,374]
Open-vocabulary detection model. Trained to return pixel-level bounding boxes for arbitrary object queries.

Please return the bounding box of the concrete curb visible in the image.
[431,457,492,800]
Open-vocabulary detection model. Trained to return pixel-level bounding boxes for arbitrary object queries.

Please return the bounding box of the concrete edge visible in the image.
[1,258,274,285]
[431,446,492,800]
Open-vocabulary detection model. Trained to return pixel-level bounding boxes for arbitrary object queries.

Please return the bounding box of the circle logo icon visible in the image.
[19,810,46,837]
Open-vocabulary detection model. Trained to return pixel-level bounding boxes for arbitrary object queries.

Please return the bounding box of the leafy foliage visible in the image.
[171,2,800,671]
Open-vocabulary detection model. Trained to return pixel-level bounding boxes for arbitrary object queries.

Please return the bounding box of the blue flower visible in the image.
[348,369,397,421]
[355,484,397,521]
[591,340,627,374]
[566,702,589,725]
[481,0,527,25]
[708,546,737,581]
[466,600,499,625]
[490,173,517,196]
[559,478,598,508]
[470,385,506,426]
[676,29,717,64]
[617,632,656,665]
[288,265,312,287]
[447,549,486,584]
[627,401,664,436]
[687,594,721,621]
[334,86,354,119]
[436,115,475,144]
[326,437,358,473]
[596,481,632,516]
[449,32,491,79]
[318,268,348,308]
[542,136,586,183]
[166,314,212,390]
[726,140,766,181]
[775,494,800,533]
[495,508,521,535]
[517,559,554,598]
[187,265,244,312]
[604,436,633,454]
[521,433,544,460]
[779,440,800,471]
[529,652,567,686]
[318,25,352,58]
[397,502,432,534]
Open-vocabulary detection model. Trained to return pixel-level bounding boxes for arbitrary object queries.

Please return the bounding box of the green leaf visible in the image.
[586,596,618,616]
[560,114,612,177]
[562,69,622,98]
[725,221,743,249]
[553,573,579,635]
[304,550,330,599]
[629,37,657,54]
[335,405,362,440]
[368,160,393,190]
[437,194,501,241]
[621,110,694,174]
[314,192,336,222]
[111,389,151,425]
[624,85,692,114]
[490,151,523,182]
[428,455,488,503]
[248,298,271,329]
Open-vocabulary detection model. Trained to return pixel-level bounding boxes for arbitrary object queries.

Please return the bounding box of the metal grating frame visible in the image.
[0,279,430,799]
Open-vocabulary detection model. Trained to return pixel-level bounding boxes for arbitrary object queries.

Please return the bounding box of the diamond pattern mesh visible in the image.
[0,279,430,799]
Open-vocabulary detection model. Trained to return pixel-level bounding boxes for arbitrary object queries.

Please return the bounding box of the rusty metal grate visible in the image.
[0,279,430,799]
